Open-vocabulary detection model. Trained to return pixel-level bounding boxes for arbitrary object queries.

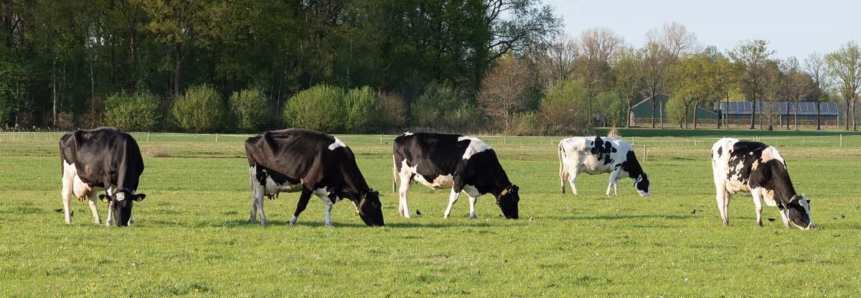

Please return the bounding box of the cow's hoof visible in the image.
[721,220,728,227]
[470,213,477,219]
[757,221,763,227]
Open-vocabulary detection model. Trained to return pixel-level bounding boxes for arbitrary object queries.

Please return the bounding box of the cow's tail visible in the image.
[558,141,568,194]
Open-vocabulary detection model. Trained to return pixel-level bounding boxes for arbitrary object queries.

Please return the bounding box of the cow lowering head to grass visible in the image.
[244,129,384,227]
[558,136,650,197]
[710,138,813,229]
[392,132,520,219]
[59,128,146,226]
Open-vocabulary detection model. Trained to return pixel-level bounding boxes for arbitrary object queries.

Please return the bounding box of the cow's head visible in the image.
[357,190,384,226]
[634,174,650,197]
[784,194,813,230]
[496,185,520,219]
[99,190,146,227]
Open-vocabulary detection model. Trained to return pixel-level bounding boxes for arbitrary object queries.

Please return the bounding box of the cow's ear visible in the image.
[133,194,146,201]
[99,194,110,202]
[513,185,519,192]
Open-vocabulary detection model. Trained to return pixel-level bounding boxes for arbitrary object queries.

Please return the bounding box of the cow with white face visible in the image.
[711,138,813,229]
[245,129,384,227]
[60,128,146,226]
[558,137,650,197]
[392,132,520,219]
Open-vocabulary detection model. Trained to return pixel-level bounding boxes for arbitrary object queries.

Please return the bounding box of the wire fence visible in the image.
[3,131,861,150]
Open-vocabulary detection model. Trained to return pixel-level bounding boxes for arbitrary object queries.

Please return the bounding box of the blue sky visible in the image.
[543,0,861,59]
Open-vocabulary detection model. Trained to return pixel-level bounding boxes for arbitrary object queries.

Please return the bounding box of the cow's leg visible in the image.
[751,188,764,227]
[87,192,101,225]
[61,173,73,225]
[468,196,478,219]
[568,170,578,195]
[606,170,620,196]
[715,188,729,227]
[290,188,313,226]
[323,203,334,227]
[443,189,461,219]
[105,187,115,226]
[779,209,791,229]
[613,182,618,196]
[253,184,268,226]
[397,173,413,218]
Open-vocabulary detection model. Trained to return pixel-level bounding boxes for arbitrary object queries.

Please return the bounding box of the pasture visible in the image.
[1,131,860,297]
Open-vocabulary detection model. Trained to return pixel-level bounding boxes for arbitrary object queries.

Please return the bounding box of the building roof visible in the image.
[714,102,839,116]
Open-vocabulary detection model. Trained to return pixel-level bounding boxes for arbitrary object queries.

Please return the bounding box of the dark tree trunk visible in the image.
[794,102,799,130]
[651,92,657,128]
[816,102,821,130]
[174,43,181,97]
[660,100,664,129]
[694,100,699,130]
[750,98,756,129]
[846,101,851,131]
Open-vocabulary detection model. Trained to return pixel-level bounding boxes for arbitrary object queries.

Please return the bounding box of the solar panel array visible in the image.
[717,102,838,115]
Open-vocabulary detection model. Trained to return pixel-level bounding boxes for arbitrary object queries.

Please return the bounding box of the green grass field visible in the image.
[1,131,860,297]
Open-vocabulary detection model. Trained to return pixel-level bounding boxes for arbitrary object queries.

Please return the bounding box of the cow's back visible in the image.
[393,133,468,175]
[60,128,144,189]
[245,129,341,183]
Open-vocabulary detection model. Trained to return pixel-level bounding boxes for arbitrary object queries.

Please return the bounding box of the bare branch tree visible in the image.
[805,52,829,130]
[642,22,697,129]
[779,57,813,130]
[546,34,578,85]
[477,56,531,135]
[614,46,645,128]
[575,27,622,126]
[825,41,861,131]
[729,40,774,130]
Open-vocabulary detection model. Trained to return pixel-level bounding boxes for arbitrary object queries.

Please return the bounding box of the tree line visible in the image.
[1,1,859,134]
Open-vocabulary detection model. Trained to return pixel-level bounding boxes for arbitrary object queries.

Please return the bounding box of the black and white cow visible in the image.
[711,138,813,229]
[244,129,384,227]
[60,128,146,226]
[558,137,650,196]
[392,132,519,219]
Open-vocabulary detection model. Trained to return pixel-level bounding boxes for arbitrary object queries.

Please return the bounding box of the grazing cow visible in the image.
[60,128,146,226]
[558,137,650,197]
[244,129,384,227]
[710,138,813,229]
[392,132,519,219]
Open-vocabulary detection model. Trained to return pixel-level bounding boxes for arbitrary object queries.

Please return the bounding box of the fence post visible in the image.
[504,135,508,144]
[380,135,383,144]
[643,145,647,162]
[694,137,697,147]
[147,132,150,142]
[215,133,219,143]
[840,134,843,148]
[631,136,635,146]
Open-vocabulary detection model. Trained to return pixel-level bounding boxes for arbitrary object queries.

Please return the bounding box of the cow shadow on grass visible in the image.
[549,214,696,221]
[148,219,371,228]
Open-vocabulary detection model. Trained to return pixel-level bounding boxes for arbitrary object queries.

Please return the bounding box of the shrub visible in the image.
[283,85,345,133]
[229,88,268,132]
[344,86,378,133]
[104,91,162,131]
[540,79,590,134]
[411,82,480,132]
[172,84,226,133]
[377,91,407,131]
[509,112,541,136]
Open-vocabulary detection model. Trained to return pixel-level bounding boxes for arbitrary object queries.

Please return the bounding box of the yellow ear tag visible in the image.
[501,188,509,196]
